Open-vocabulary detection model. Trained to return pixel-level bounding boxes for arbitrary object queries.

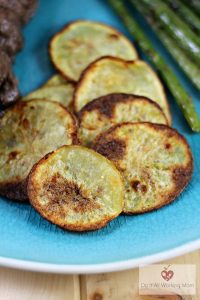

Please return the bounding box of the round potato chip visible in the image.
[0,100,77,201]
[73,57,171,124]
[93,122,193,214]
[78,93,168,146]
[28,145,124,231]
[45,74,69,86]
[49,20,138,82]
[23,84,74,108]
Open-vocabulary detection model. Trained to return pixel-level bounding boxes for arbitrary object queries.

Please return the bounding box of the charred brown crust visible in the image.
[92,121,129,150]
[94,139,126,161]
[28,145,120,231]
[43,172,101,213]
[78,93,169,125]
[93,122,193,214]
[73,56,171,124]
[49,21,138,83]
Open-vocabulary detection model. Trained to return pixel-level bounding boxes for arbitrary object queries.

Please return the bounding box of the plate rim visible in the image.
[1,239,200,274]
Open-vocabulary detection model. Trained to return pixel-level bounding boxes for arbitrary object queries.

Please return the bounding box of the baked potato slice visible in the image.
[23,84,74,108]
[49,20,138,82]
[78,93,168,146]
[0,100,77,201]
[73,57,171,124]
[28,145,124,231]
[93,122,193,214]
[45,74,69,86]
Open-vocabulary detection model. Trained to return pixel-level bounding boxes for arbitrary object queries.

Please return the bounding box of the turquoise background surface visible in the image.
[0,0,200,266]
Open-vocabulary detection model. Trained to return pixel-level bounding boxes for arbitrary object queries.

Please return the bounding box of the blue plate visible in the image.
[0,0,200,274]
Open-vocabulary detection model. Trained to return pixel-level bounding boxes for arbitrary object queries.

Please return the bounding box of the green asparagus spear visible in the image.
[107,0,200,132]
[184,0,200,17]
[166,0,200,35]
[140,0,200,64]
[155,31,200,91]
[130,0,200,90]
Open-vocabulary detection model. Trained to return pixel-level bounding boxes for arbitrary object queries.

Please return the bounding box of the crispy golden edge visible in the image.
[49,20,138,83]
[0,100,79,202]
[28,145,123,231]
[93,122,193,214]
[73,56,171,125]
[78,93,169,126]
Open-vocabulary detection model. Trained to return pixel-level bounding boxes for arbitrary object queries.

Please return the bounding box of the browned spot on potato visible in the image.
[141,184,147,193]
[22,118,29,129]
[172,166,193,192]
[69,39,81,47]
[131,180,140,191]
[95,139,126,161]
[8,151,19,161]
[95,101,113,118]
[165,143,171,149]
[96,186,104,195]
[109,33,119,39]
[131,180,147,193]
[80,94,118,118]
[43,172,100,214]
